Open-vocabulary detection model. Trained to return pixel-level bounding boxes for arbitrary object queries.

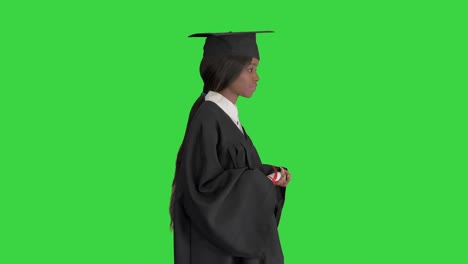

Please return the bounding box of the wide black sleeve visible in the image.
[245,136,288,227]
[177,117,279,258]
[258,164,287,225]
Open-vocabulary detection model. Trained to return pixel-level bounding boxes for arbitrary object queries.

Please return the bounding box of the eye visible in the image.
[247,68,255,73]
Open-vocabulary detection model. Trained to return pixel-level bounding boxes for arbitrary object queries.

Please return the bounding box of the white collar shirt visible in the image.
[205,91,244,133]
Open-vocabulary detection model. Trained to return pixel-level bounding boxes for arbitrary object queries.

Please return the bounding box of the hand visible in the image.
[277,167,292,187]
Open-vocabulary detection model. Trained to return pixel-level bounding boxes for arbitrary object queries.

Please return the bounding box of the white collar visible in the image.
[205,91,242,131]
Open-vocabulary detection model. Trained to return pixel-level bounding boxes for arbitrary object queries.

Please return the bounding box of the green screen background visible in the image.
[1,0,467,263]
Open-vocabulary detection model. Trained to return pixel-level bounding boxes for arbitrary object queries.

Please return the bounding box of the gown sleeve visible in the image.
[177,116,279,258]
[257,165,287,226]
[261,166,287,226]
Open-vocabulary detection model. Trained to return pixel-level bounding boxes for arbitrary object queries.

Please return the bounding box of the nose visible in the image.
[254,72,260,82]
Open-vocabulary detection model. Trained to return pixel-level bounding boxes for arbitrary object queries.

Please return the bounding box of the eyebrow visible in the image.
[249,63,258,66]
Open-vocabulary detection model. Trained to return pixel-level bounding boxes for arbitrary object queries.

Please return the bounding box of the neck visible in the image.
[219,89,238,104]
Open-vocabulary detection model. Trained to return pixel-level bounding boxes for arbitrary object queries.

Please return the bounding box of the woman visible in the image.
[170,31,292,264]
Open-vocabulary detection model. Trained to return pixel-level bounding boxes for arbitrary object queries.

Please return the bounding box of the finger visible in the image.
[280,167,285,176]
[277,174,286,185]
[281,174,290,186]
[277,167,284,183]
[277,177,286,187]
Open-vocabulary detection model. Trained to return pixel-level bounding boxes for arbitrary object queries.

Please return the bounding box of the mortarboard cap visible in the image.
[188,31,273,60]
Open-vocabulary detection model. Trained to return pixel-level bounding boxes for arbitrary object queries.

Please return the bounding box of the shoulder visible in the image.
[192,101,224,123]
[188,101,224,131]
[197,101,222,116]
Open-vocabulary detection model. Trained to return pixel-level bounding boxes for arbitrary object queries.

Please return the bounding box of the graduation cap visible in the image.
[188,31,273,60]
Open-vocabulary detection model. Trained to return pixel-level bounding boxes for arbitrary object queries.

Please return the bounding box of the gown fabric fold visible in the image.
[174,101,286,264]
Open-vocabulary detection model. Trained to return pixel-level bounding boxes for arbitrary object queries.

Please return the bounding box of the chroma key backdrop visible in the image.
[1,0,466,263]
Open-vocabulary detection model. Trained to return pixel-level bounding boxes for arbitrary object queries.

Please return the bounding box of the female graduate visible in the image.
[169,31,293,264]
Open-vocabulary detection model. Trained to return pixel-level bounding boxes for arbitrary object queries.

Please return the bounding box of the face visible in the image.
[226,58,260,99]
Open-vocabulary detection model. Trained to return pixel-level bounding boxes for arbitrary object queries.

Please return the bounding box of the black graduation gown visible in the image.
[174,101,286,264]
